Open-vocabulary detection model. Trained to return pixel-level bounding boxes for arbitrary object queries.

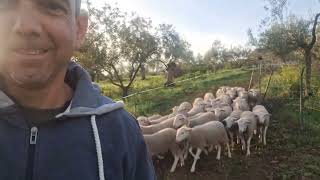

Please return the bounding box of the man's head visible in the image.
[0,0,88,89]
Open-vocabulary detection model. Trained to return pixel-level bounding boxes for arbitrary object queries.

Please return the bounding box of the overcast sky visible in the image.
[88,0,320,55]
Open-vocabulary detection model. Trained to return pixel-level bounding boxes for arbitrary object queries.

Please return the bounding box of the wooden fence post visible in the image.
[300,67,305,131]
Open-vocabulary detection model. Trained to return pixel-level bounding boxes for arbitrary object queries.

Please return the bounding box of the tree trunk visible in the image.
[305,49,312,96]
[141,64,146,80]
[122,87,129,99]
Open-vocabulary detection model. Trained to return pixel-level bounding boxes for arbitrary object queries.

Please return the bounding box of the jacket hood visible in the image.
[0,61,124,118]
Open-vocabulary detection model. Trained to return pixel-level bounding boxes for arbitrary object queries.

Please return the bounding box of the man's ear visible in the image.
[75,13,89,50]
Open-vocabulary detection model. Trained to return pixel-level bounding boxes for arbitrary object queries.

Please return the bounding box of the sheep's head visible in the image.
[172,106,179,114]
[137,116,150,126]
[176,126,192,143]
[178,102,192,113]
[173,114,188,129]
[214,108,226,120]
[204,93,214,101]
[222,117,236,128]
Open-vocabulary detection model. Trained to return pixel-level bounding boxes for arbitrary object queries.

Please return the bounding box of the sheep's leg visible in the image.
[157,155,164,159]
[263,126,268,146]
[216,144,221,160]
[246,135,252,156]
[226,143,232,158]
[203,148,209,156]
[170,154,179,173]
[259,127,263,143]
[179,153,185,167]
[189,147,197,159]
[236,135,240,144]
[240,135,246,151]
[208,145,214,152]
[190,148,202,173]
[183,143,190,160]
[229,132,234,150]
[184,148,189,160]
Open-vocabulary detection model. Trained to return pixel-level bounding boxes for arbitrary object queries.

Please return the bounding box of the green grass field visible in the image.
[99,67,320,179]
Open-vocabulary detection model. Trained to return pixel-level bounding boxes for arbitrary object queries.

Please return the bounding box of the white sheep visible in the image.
[238,90,249,101]
[204,92,215,102]
[216,94,232,105]
[193,97,204,107]
[231,111,258,156]
[252,105,271,145]
[232,97,250,111]
[176,121,231,173]
[148,114,162,121]
[216,88,225,98]
[211,105,233,121]
[173,112,217,129]
[137,116,150,126]
[186,102,206,117]
[226,89,237,100]
[248,89,262,109]
[144,128,184,172]
[177,102,193,115]
[149,115,170,125]
[140,116,175,134]
[222,110,242,148]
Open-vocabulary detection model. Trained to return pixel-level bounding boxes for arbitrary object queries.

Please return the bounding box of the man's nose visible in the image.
[12,4,42,37]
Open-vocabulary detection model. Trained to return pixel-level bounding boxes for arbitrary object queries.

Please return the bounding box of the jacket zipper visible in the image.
[26,127,38,180]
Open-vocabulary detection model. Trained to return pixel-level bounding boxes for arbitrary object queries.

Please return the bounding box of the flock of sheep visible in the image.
[136,86,271,173]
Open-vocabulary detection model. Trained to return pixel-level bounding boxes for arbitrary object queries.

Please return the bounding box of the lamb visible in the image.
[252,105,271,145]
[248,89,262,109]
[149,115,170,125]
[140,116,175,134]
[148,114,162,121]
[210,105,233,121]
[204,92,215,102]
[222,110,242,148]
[232,97,250,111]
[226,89,237,100]
[144,128,184,172]
[186,101,206,117]
[235,87,245,94]
[231,111,258,156]
[238,90,249,101]
[216,88,225,98]
[137,116,150,126]
[193,97,204,106]
[177,102,193,115]
[173,112,218,129]
[216,94,232,105]
[176,121,231,172]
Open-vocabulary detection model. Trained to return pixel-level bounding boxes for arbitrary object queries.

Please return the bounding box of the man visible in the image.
[0,0,156,179]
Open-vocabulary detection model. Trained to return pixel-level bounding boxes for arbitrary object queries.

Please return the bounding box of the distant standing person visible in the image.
[0,0,156,179]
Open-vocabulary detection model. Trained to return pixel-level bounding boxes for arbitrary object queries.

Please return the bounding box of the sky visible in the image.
[88,0,320,55]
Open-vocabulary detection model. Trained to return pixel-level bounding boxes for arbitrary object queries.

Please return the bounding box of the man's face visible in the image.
[0,0,87,89]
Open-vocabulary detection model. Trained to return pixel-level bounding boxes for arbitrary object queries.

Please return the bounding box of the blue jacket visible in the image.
[0,62,156,180]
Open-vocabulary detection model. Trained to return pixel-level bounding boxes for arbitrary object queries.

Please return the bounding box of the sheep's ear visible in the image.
[221,109,226,112]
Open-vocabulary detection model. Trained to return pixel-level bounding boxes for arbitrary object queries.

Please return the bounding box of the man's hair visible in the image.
[76,0,81,16]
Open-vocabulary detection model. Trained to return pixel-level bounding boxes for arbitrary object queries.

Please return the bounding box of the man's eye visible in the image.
[45,2,68,15]
[0,0,12,10]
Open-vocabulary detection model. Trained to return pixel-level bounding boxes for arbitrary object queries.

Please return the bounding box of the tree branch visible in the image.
[308,13,320,50]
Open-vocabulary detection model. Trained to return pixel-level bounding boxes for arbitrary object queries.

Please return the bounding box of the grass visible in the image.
[100,66,320,179]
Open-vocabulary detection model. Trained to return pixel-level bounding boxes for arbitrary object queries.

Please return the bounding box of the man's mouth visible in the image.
[14,48,49,55]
